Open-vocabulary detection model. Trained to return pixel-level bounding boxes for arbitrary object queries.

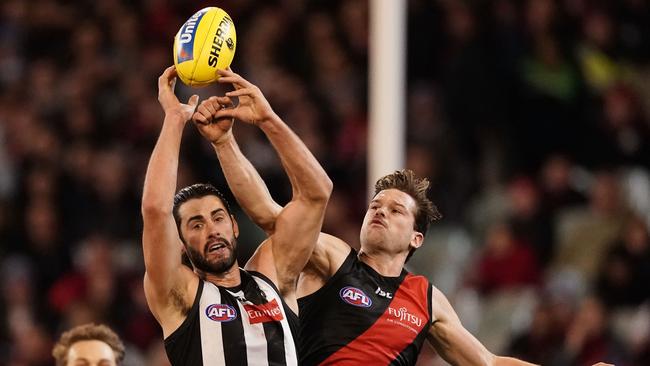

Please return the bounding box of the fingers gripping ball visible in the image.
[173,7,236,87]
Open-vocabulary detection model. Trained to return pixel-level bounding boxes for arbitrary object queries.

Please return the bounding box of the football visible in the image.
[173,7,237,87]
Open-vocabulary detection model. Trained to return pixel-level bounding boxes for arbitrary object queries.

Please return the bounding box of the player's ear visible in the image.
[410,231,423,250]
[231,215,239,238]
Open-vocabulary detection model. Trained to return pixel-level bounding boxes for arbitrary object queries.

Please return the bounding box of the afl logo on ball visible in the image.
[339,286,372,308]
[206,304,237,322]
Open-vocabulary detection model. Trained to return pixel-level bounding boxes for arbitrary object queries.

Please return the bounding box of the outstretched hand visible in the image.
[192,96,235,146]
[157,66,199,122]
[213,68,277,125]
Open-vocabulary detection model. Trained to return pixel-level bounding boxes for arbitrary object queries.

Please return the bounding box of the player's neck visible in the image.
[357,250,405,277]
[201,263,242,288]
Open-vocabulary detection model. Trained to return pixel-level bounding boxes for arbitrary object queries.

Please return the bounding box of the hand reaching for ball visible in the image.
[213,68,278,126]
[158,66,199,122]
[192,96,235,146]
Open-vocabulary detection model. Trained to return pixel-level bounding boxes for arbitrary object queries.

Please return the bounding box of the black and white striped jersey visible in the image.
[164,269,299,366]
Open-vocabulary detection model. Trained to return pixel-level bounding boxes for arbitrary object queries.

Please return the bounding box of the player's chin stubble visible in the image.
[185,238,238,275]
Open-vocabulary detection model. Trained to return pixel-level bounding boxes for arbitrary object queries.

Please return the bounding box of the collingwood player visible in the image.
[141,66,331,365]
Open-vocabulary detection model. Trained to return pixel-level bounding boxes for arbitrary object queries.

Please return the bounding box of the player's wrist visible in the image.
[164,109,189,123]
[211,132,234,148]
[256,111,281,128]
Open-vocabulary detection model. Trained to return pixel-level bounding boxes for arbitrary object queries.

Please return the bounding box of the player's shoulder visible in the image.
[316,232,352,273]
[316,232,351,260]
[318,232,350,250]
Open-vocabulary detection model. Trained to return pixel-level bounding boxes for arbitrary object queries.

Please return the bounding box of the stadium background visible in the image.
[0,0,649,364]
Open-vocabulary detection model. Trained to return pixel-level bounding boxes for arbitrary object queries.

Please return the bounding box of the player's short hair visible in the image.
[374,169,442,260]
[173,183,233,232]
[52,323,125,366]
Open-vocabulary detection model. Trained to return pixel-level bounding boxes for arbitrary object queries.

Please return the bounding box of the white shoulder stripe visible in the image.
[252,275,298,366]
[199,281,227,365]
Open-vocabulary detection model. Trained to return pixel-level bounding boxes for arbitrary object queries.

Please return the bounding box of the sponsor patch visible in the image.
[243,298,284,324]
[388,306,423,330]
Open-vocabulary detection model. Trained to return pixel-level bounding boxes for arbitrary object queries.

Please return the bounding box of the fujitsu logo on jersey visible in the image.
[339,286,372,307]
[206,304,237,322]
[388,306,423,327]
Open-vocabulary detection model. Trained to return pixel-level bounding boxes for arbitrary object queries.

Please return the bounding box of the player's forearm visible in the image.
[493,356,538,366]
[142,116,185,214]
[212,136,281,232]
[258,114,332,202]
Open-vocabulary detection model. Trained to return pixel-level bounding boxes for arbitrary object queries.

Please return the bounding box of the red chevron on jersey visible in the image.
[319,273,430,365]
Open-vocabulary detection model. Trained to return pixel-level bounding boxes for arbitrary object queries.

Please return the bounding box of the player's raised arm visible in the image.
[192,93,349,298]
[194,69,332,302]
[192,95,282,234]
[141,66,199,334]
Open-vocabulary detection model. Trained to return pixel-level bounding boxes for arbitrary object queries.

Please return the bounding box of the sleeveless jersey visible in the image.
[165,269,299,366]
[298,250,433,366]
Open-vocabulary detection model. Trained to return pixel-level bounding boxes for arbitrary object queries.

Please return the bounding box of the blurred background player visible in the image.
[52,323,125,366]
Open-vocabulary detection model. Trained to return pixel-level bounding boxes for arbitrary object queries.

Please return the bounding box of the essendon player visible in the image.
[210,140,615,365]
[142,67,331,365]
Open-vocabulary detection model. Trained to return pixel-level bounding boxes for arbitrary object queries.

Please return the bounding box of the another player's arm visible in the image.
[198,105,348,277]
[205,109,282,235]
[197,70,333,300]
[208,130,348,285]
[141,66,199,337]
[193,80,347,294]
[427,286,538,366]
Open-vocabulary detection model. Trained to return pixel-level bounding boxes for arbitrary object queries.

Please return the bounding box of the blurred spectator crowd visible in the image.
[0,0,649,365]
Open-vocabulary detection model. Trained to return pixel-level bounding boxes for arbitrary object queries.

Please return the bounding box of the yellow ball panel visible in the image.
[192,8,237,85]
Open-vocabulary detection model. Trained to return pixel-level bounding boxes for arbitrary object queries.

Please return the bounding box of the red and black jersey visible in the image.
[298,250,433,365]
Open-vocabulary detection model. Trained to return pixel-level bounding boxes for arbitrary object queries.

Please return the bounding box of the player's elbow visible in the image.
[141,199,172,218]
[489,353,511,366]
[305,176,333,203]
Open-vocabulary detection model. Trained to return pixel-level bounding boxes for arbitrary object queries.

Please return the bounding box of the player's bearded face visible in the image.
[186,236,238,274]
[178,196,240,275]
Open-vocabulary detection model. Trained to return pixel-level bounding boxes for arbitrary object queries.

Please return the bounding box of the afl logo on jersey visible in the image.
[339,286,372,308]
[206,304,237,322]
